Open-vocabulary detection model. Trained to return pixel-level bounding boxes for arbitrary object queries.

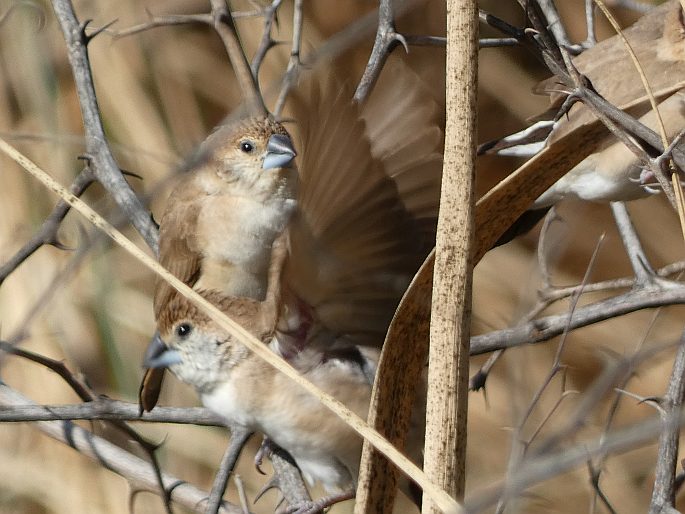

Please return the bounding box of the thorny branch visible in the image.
[51,0,159,252]
[0,384,243,514]
[0,339,174,513]
[470,281,685,355]
[649,330,685,513]
[0,168,94,286]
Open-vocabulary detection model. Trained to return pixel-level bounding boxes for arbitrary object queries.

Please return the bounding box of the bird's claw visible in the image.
[254,436,275,475]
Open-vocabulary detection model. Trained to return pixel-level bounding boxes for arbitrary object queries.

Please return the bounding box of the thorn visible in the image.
[254,476,280,504]
[469,369,487,391]
[79,18,118,45]
[77,154,94,167]
[88,18,119,41]
[79,19,93,40]
[46,236,72,251]
[150,212,160,230]
[120,169,144,182]
[393,32,409,53]
[274,493,285,510]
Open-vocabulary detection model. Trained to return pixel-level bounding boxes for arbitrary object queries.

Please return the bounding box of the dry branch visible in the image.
[0,384,243,514]
[51,0,159,252]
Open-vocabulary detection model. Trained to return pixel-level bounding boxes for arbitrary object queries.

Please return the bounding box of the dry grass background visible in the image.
[0,0,682,513]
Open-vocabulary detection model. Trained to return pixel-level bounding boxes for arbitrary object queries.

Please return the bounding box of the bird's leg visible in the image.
[254,435,276,474]
[284,489,355,514]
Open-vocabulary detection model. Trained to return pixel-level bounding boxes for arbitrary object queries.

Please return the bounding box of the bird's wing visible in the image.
[142,176,203,413]
[282,73,439,344]
[153,179,203,324]
[361,58,443,236]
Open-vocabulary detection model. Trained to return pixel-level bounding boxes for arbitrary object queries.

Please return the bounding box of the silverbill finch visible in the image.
[140,116,297,411]
[141,58,441,510]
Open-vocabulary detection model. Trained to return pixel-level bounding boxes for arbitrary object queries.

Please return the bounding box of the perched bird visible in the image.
[141,59,442,511]
[143,290,417,513]
[483,0,685,236]
[139,115,298,412]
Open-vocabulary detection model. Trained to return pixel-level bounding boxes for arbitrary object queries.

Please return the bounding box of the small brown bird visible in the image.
[141,59,441,511]
[483,0,685,209]
[143,290,413,513]
[140,115,297,411]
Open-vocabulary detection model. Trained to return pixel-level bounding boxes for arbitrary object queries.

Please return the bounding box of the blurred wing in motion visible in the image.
[283,60,442,345]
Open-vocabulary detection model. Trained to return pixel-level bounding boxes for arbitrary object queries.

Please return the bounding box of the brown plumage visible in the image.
[140,115,298,412]
[141,59,441,509]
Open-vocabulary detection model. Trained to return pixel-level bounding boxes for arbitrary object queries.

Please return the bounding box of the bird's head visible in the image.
[144,291,255,392]
[194,116,298,200]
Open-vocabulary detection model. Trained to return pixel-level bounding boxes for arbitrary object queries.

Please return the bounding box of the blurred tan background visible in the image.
[0,0,683,513]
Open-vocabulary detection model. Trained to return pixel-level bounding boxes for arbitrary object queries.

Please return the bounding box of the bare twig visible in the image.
[495,235,604,513]
[269,448,312,508]
[250,0,283,82]
[353,0,407,103]
[471,281,685,355]
[465,345,678,513]
[0,398,225,425]
[51,0,159,252]
[208,0,266,115]
[536,0,578,50]
[0,339,174,512]
[0,168,94,286]
[274,0,303,117]
[0,384,243,514]
[205,429,252,514]
[610,201,663,286]
[649,330,685,513]
[113,12,213,38]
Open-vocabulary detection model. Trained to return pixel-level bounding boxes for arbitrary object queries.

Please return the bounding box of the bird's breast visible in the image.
[201,377,258,428]
[198,195,294,265]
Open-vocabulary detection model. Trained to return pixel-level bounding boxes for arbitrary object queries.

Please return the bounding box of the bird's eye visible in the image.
[176,323,192,338]
[239,140,254,153]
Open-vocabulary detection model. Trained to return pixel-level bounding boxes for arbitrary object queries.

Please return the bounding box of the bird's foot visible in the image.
[254,436,276,475]
[632,168,662,194]
[639,168,656,185]
[284,490,355,514]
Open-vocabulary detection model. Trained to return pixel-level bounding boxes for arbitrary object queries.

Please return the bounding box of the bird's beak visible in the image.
[262,133,296,169]
[143,331,183,369]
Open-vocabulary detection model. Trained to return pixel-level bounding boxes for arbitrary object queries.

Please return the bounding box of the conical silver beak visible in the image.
[262,133,296,169]
[143,331,183,369]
